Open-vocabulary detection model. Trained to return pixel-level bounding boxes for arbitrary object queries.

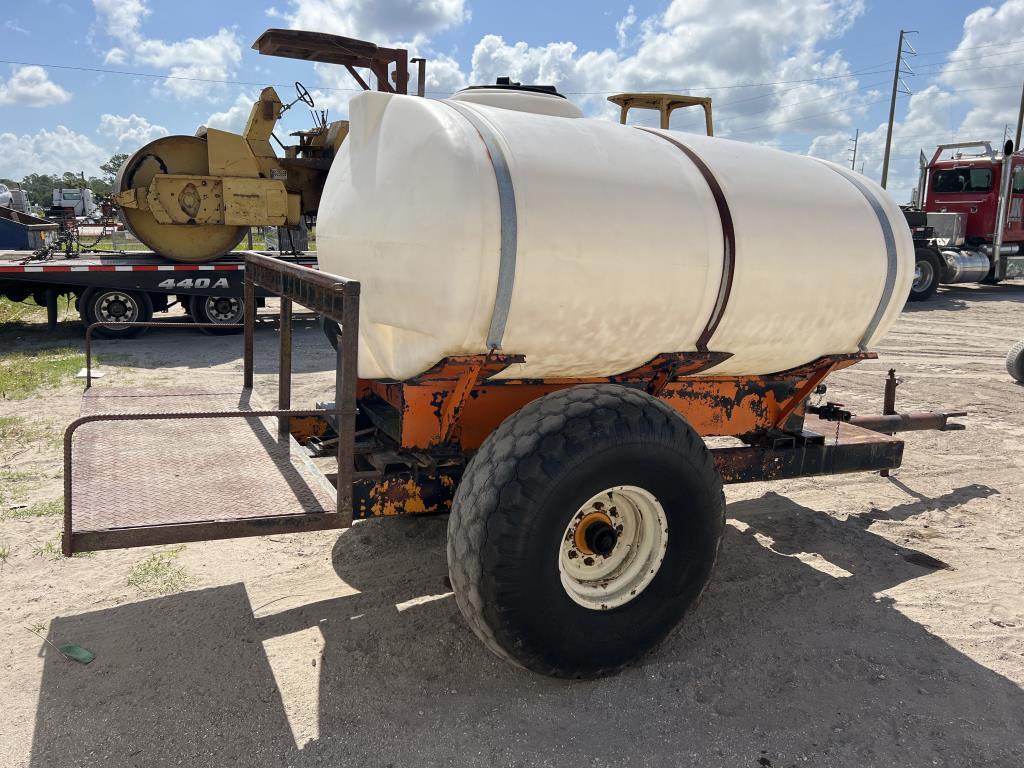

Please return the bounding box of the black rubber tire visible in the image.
[189,295,244,335]
[446,383,725,678]
[1007,340,1024,384]
[81,288,153,339]
[908,247,941,302]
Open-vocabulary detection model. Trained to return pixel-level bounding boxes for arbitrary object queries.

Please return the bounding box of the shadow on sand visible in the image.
[903,281,1024,313]
[0,314,334,373]
[31,483,1024,767]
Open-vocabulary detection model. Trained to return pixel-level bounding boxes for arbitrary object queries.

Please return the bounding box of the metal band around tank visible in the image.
[818,162,899,350]
[636,128,735,352]
[442,100,518,350]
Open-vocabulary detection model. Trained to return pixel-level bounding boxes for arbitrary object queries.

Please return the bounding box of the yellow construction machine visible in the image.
[113,30,423,262]
[112,26,713,264]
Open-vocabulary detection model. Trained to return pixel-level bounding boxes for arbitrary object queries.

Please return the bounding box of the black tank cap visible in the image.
[459,76,567,99]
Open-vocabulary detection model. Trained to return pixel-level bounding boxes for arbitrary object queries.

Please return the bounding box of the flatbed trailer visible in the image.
[0,249,317,338]
[62,253,968,677]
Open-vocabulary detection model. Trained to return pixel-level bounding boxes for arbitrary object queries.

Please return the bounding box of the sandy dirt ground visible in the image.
[1,285,1023,768]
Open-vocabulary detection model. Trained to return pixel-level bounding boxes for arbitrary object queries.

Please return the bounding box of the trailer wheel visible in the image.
[446,383,725,677]
[189,295,244,335]
[908,247,941,301]
[81,288,152,339]
[1007,340,1024,384]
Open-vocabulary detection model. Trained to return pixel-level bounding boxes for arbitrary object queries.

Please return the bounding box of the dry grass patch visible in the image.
[127,546,191,595]
[0,348,84,400]
[4,498,62,520]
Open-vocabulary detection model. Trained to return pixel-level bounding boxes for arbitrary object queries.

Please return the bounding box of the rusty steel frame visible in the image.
[849,411,967,433]
[253,29,411,94]
[63,252,360,555]
[346,418,906,521]
[362,351,873,451]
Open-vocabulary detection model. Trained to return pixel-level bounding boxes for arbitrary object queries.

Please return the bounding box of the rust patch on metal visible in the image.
[288,414,332,443]
[353,470,460,518]
[363,353,868,451]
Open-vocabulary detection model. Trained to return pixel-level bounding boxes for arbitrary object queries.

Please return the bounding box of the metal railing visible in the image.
[63,252,361,555]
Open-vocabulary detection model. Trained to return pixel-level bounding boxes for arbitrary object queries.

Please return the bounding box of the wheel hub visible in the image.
[558,485,669,610]
[579,515,618,557]
[913,260,934,291]
[98,293,137,323]
[205,296,242,323]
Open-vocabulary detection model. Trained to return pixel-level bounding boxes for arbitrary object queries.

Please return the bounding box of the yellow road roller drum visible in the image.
[113,85,342,263]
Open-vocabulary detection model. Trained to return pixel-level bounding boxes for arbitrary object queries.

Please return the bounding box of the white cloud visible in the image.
[91,0,243,101]
[132,29,243,101]
[5,19,29,35]
[193,0,1011,205]
[808,85,959,202]
[939,0,1024,139]
[806,0,1024,203]
[458,0,867,134]
[268,0,469,43]
[206,92,259,133]
[0,127,109,178]
[264,0,471,107]
[616,5,637,49]
[92,0,149,42]
[264,0,867,141]
[104,47,128,66]
[0,65,72,107]
[98,113,169,149]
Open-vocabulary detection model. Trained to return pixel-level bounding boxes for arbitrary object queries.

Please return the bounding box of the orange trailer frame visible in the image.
[63,253,965,553]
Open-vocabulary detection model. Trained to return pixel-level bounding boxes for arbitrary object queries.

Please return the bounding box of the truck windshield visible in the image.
[932,167,993,193]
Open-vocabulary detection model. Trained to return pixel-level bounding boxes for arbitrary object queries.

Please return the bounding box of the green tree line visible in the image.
[1,153,129,207]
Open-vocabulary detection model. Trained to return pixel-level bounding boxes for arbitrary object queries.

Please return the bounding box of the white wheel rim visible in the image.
[96,292,139,323]
[558,485,669,610]
[204,296,242,323]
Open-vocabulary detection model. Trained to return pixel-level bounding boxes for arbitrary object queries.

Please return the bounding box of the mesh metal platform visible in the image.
[66,388,341,553]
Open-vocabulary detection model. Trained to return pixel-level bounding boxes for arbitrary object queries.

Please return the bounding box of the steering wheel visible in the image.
[295,81,315,108]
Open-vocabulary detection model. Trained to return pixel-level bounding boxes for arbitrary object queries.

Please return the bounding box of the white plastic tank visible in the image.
[317,89,913,381]
[450,84,584,118]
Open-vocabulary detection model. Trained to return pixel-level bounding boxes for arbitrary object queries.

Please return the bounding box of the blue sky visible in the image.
[2,0,1023,202]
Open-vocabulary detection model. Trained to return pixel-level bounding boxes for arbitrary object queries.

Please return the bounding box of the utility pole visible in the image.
[849,128,860,170]
[881,29,916,189]
[1015,78,1023,151]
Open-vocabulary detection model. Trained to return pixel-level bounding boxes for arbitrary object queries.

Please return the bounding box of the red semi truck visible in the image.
[906,139,1023,301]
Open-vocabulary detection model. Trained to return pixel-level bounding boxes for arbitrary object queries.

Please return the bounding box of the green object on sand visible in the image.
[59,644,95,664]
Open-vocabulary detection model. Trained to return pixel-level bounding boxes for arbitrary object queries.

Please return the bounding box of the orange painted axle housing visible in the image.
[357,351,872,452]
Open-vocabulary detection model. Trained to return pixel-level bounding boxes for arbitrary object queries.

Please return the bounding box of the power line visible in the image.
[664,78,891,132]
[2,46,1022,98]
[720,95,902,137]
[914,38,1024,58]
[0,57,907,95]
[675,79,1022,136]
